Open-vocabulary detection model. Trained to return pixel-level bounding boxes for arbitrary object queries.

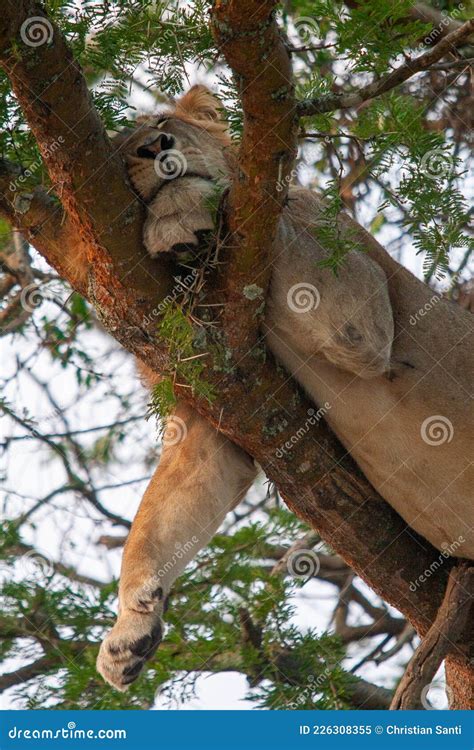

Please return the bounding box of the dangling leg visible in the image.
[97,401,257,690]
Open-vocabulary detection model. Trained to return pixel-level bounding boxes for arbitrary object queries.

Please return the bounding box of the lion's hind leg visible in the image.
[268,228,395,380]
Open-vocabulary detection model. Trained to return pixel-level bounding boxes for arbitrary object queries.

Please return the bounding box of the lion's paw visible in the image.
[125,576,164,614]
[143,210,214,257]
[97,611,164,691]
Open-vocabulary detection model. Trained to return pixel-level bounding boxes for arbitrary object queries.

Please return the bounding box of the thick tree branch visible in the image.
[349,678,392,710]
[0,0,172,320]
[211,0,297,355]
[297,19,474,116]
[0,614,90,693]
[0,158,90,294]
[390,562,474,710]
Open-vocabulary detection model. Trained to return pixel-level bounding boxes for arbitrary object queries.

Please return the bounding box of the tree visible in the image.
[0,0,472,710]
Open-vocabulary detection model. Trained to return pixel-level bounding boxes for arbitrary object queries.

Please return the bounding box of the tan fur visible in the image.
[173,85,231,142]
[97,86,473,690]
[97,400,256,690]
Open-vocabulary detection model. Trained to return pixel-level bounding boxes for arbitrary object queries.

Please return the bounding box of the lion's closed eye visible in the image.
[136,146,156,159]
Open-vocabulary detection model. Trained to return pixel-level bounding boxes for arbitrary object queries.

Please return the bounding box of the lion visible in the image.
[97,85,474,690]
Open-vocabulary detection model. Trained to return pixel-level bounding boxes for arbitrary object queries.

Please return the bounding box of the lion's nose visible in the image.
[160,133,175,151]
[136,133,175,159]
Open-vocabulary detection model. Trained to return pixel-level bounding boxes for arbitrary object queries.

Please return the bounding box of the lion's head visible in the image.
[117,85,232,202]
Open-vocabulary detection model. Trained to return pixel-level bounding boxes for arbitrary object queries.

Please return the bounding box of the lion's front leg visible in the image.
[97,402,257,690]
[143,177,218,257]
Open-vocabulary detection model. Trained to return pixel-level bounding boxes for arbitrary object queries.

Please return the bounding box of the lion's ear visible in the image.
[175,85,222,123]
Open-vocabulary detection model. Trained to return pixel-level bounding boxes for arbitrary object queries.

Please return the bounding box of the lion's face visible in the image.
[118,87,232,202]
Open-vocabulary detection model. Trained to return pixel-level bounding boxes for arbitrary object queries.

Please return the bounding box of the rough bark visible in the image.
[0,159,89,294]
[0,0,172,318]
[445,658,474,711]
[211,0,298,356]
[0,0,471,707]
[390,562,474,709]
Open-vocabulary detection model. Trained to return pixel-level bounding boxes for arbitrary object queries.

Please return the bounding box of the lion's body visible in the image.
[97,86,473,691]
[268,189,473,559]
